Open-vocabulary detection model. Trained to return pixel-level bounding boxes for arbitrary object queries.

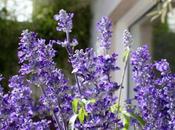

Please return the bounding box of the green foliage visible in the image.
[110,103,145,130]
[122,49,130,62]
[78,107,88,124]
[72,98,79,113]
[0,18,31,90]
[71,98,95,125]
[152,21,175,72]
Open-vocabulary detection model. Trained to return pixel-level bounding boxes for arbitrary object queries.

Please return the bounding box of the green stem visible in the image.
[65,31,82,95]
[117,53,129,110]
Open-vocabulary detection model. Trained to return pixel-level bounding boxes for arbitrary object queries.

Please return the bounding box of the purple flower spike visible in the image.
[97,17,112,50]
[54,9,74,33]
[131,45,175,130]
[122,29,133,48]
[155,59,170,74]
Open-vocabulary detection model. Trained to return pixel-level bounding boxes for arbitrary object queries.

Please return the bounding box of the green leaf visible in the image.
[89,98,96,103]
[121,110,145,127]
[78,107,88,124]
[72,98,79,113]
[122,49,130,62]
[69,114,78,130]
[129,113,145,127]
[110,103,120,113]
[150,14,161,22]
[113,105,145,129]
[122,114,130,130]
[147,10,159,17]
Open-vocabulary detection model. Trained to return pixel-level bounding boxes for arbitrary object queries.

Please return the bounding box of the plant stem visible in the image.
[40,85,64,130]
[117,50,130,111]
[65,31,82,95]
[57,97,67,130]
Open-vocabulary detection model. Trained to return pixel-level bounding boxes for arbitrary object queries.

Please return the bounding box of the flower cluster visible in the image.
[54,9,74,33]
[0,9,124,130]
[131,45,175,130]
[97,17,112,50]
[1,8,174,130]
[122,29,133,48]
[70,48,120,129]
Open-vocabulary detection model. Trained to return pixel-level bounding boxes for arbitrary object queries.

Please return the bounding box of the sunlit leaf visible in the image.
[72,98,79,113]
[110,103,120,113]
[122,114,130,130]
[78,107,88,124]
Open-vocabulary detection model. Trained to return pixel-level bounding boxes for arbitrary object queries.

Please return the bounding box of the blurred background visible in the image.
[0,0,91,90]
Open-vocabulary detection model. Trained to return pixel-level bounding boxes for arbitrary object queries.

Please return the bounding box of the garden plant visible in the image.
[0,9,175,130]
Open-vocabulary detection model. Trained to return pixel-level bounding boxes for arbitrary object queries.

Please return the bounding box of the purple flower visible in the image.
[131,45,175,130]
[54,9,74,33]
[122,29,133,48]
[97,17,112,50]
[131,45,152,85]
[70,47,121,129]
[155,59,170,74]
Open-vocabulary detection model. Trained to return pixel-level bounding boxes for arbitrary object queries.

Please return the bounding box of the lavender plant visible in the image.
[0,9,174,130]
[131,45,175,130]
[0,9,127,130]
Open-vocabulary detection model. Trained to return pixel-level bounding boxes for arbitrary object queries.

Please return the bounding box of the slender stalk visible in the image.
[65,31,82,95]
[117,53,129,109]
[56,97,67,130]
[115,50,130,129]
[40,85,64,130]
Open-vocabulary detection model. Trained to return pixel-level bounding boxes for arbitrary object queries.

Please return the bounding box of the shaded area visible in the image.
[152,21,175,72]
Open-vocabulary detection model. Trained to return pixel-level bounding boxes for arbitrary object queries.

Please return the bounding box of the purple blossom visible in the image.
[131,45,175,130]
[18,30,74,128]
[97,17,112,50]
[155,59,170,75]
[0,10,124,130]
[122,29,133,48]
[56,38,78,47]
[3,9,175,130]
[0,74,51,130]
[70,47,121,129]
[54,9,74,33]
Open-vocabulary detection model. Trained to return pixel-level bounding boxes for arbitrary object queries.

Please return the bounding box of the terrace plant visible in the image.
[0,9,175,130]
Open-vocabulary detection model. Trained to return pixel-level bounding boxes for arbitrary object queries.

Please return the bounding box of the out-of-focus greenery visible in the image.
[148,0,175,23]
[0,0,91,90]
[152,20,175,72]
[149,0,175,72]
